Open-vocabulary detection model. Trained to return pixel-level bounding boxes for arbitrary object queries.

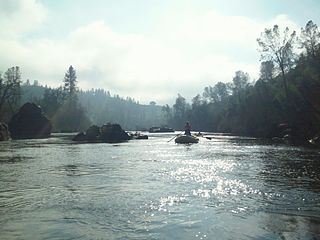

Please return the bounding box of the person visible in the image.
[184,122,191,136]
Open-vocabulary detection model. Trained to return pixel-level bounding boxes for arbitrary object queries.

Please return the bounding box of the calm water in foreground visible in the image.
[0,133,320,240]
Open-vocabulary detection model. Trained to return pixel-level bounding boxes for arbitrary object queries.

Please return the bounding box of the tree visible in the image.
[232,71,249,93]
[161,104,172,125]
[63,65,77,97]
[41,87,64,118]
[300,20,320,58]
[257,25,297,98]
[203,86,216,102]
[213,82,229,102]
[51,65,91,131]
[0,66,21,118]
[260,61,275,82]
[173,94,188,127]
[203,82,229,103]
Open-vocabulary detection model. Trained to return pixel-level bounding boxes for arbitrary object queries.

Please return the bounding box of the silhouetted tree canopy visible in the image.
[257,25,297,98]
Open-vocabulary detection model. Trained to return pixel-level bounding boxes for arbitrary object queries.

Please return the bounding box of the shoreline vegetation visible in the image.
[1,20,320,147]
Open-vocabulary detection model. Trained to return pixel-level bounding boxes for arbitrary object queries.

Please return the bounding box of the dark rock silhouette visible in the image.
[100,124,130,143]
[0,122,11,141]
[86,125,100,141]
[8,103,52,139]
[73,132,86,141]
[73,123,130,143]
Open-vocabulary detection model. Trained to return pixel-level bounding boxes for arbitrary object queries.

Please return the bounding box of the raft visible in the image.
[175,135,199,144]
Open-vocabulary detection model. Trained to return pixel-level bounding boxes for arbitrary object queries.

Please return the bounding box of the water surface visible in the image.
[0,133,320,239]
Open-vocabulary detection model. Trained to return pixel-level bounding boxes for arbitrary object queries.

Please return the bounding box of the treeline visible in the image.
[77,89,165,130]
[0,66,167,131]
[1,20,319,139]
[166,20,320,141]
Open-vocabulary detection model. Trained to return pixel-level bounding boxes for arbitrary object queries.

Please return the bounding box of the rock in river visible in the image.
[73,123,131,143]
[8,103,52,139]
[0,122,11,141]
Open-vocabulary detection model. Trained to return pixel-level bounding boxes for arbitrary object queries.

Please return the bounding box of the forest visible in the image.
[0,65,167,132]
[166,20,320,144]
[1,20,320,143]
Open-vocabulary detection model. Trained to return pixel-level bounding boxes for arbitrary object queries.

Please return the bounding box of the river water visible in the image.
[0,133,320,239]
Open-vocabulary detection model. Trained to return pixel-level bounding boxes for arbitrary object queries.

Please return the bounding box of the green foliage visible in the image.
[63,65,77,96]
[77,89,167,130]
[51,98,91,132]
[49,66,90,132]
[257,24,297,98]
[0,66,21,121]
[300,20,320,58]
[163,21,320,141]
[171,94,191,129]
[260,61,275,82]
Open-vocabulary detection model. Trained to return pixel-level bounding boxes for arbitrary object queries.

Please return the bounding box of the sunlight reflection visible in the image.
[169,159,236,184]
[150,195,188,212]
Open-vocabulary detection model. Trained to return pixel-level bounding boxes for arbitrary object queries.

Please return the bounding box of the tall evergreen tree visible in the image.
[63,65,77,97]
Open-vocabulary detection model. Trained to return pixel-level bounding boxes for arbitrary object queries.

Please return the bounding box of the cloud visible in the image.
[0,1,300,104]
[0,0,47,38]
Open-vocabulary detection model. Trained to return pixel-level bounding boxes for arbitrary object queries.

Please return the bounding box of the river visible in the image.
[0,132,320,239]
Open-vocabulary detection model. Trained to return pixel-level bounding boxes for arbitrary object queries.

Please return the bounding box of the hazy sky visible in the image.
[1,0,320,104]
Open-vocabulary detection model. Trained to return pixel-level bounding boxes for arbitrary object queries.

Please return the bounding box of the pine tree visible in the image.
[63,65,77,97]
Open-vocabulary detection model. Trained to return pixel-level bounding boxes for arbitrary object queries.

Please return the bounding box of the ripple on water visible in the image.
[1,134,320,239]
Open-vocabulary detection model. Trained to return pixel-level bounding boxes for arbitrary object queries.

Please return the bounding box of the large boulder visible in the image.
[0,122,11,141]
[100,124,130,143]
[86,125,100,141]
[72,123,130,143]
[8,103,52,139]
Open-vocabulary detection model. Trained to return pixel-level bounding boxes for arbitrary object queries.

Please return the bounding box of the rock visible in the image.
[8,103,52,139]
[100,124,130,143]
[85,125,100,141]
[72,132,86,141]
[0,122,11,141]
[72,123,130,143]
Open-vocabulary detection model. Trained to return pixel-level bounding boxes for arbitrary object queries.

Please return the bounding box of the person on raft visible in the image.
[184,122,191,136]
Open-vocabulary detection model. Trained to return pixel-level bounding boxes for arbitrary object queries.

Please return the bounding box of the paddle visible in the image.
[167,131,184,142]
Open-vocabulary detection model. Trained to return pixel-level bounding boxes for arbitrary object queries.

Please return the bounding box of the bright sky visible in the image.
[1,0,320,104]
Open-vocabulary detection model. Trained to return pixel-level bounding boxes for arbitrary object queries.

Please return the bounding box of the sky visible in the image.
[1,0,320,105]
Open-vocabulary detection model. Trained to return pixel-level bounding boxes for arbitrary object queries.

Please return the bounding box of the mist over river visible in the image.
[0,133,320,239]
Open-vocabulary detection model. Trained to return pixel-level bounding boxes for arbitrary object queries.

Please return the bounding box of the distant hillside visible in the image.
[20,84,168,131]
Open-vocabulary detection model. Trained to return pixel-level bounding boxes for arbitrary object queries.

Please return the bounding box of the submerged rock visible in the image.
[0,122,11,141]
[8,103,52,139]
